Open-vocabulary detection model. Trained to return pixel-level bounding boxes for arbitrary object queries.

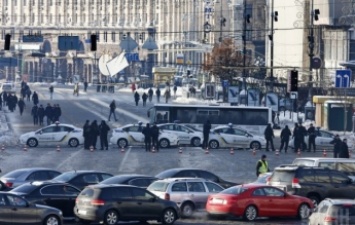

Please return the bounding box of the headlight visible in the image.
[58,210,63,215]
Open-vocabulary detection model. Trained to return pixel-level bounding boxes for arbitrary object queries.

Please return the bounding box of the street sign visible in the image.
[290,91,298,99]
[58,36,80,51]
[335,69,352,88]
[22,35,43,43]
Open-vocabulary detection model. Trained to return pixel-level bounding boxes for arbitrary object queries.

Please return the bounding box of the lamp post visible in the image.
[308,0,319,104]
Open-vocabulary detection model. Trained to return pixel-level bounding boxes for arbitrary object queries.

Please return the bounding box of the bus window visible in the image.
[156,111,169,123]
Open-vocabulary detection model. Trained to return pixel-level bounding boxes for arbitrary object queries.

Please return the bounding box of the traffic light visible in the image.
[289,70,298,92]
[4,34,11,50]
[90,34,97,51]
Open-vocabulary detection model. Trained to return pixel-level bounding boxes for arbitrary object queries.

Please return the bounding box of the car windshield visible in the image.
[52,172,76,182]
[220,186,248,195]
[100,176,129,184]
[3,170,26,178]
[292,159,315,166]
[11,183,37,194]
[155,170,177,179]
[147,181,169,192]
[270,171,295,183]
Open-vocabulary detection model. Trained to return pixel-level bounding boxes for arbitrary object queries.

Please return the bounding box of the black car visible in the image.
[269,164,355,207]
[0,180,10,191]
[155,168,237,188]
[51,170,113,190]
[99,174,158,188]
[74,184,180,225]
[0,191,63,225]
[10,181,81,219]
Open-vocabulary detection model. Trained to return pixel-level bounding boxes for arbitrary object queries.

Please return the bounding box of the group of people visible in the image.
[96,82,115,93]
[133,87,172,106]
[83,120,110,150]
[140,122,160,152]
[330,134,350,158]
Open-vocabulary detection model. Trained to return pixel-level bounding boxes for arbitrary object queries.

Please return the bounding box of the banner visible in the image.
[106,52,129,76]
[228,86,239,103]
[248,89,260,106]
[265,92,279,112]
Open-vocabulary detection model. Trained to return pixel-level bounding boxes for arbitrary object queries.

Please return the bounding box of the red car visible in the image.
[206,184,313,221]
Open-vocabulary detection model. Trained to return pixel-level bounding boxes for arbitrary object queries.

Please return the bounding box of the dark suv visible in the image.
[268,164,355,207]
[74,184,180,225]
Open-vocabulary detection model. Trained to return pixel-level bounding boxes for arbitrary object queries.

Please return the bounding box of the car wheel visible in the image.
[209,140,219,149]
[27,138,38,147]
[68,138,79,147]
[191,137,201,147]
[181,202,195,218]
[243,205,258,221]
[308,195,320,208]
[297,203,311,220]
[44,215,60,225]
[162,208,176,225]
[159,138,170,148]
[250,141,261,150]
[117,139,128,148]
[104,209,119,225]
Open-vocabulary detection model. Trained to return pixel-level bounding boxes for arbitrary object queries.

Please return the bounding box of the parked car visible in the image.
[110,123,179,148]
[51,170,113,190]
[251,172,272,184]
[268,164,355,207]
[19,123,84,148]
[309,198,355,225]
[206,184,313,221]
[10,181,81,219]
[147,177,224,217]
[99,174,157,188]
[74,184,180,225]
[158,123,203,147]
[0,168,61,189]
[155,168,237,189]
[0,180,10,191]
[0,191,63,225]
[207,125,266,150]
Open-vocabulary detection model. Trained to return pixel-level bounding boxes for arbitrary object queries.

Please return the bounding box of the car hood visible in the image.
[20,131,36,138]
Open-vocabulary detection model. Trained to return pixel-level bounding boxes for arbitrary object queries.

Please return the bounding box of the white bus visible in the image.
[147,104,272,135]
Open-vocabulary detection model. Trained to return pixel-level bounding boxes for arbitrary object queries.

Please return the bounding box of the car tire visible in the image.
[250,141,261,150]
[104,209,119,225]
[27,138,38,147]
[308,195,320,208]
[243,205,258,221]
[68,138,79,147]
[44,215,61,225]
[117,139,128,148]
[181,202,195,218]
[191,137,201,147]
[209,140,219,149]
[297,203,311,220]
[162,208,177,225]
[159,138,170,148]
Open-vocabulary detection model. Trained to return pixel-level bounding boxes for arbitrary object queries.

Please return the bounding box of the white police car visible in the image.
[19,123,84,147]
[157,123,203,147]
[110,123,179,148]
[207,124,266,149]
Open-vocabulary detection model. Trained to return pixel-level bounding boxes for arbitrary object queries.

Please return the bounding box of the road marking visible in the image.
[56,148,84,170]
[118,147,132,172]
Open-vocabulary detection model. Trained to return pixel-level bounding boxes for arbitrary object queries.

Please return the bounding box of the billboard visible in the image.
[248,89,260,106]
[228,86,239,103]
[265,92,279,112]
[205,83,215,99]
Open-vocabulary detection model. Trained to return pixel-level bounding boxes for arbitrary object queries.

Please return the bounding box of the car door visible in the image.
[174,125,191,145]
[250,188,272,216]
[262,187,294,216]
[187,181,208,210]
[6,194,39,225]
[56,126,74,143]
[216,128,234,146]
[126,126,144,144]
[72,174,100,190]
[204,181,224,193]
[317,131,334,149]
[36,126,57,143]
[26,171,53,183]
[131,187,162,219]
[234,128,250,148]
[330,171,355,199]
[0,193,13,225]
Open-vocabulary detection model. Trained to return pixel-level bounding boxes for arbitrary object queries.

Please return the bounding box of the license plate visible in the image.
[211,198,224,204]
[78,209,87,215]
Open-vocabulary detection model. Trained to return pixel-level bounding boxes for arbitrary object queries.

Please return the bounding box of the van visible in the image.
[292,157,355,180]
[0,82,16,93]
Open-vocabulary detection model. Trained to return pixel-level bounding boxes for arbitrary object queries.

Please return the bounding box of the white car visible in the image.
[207,125,266,149]
[157,123,203,147]
[19,123,84,147]
[110,123,179,148]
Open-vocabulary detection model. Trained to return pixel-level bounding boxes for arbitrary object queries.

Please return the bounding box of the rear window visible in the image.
[11,183,37,194]
[330,205,355,216]
[147,181,169,192]
[3,170,26,178]
[100,176,128,185]
[270,171,295,183]
[52,172,76,182]
[337,163,355,176]
[79,188,95,197]
[99,187,132,199]
[155,170,177,179]
[220,186,248,195]
[292,159,315,166]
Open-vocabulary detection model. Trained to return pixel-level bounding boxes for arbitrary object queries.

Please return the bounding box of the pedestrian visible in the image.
[330,134,342,158]
[53,104,62,122]
[108,100,118,122]
[298,124,307,151]
[89,120,100,149]
[151,123,159,152]
[26,88,32,101]
[99,120,110,150]
[82,120,91,150]
[31,104,39,125]
[264,123,275,151]
[148,88,153,102]
[256,154,270,177]
[13,95,18,111]
[21,87,26,99]
[293,123,300,152]
[37,104,45,125]
[73,83,79,96]
[279,125,291,153]
[173,85,177,98]
[163,89,171,103]
[339,139,350,158]
[44,103,53,125]
[307,123,317,152]
[142,92,148,107]
[142,123,151,152]
[18,98,26,116]
[156,88,161,103]
[96,82,101,92]
[202,120,211,149]
[84,81,88,92]
[32,91,39,106]
[49,85,54,99]
[134,91,140,106]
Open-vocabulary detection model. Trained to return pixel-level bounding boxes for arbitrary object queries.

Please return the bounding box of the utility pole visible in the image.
[242,0,247,94]
[308,0,316,104]
[270,0,275,91]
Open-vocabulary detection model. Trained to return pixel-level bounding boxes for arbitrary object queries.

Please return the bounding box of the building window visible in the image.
[112,31,116,42]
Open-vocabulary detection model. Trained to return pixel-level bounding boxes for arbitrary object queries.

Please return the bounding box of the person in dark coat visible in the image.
[37,104,45,126]
[134,91,140,106]
[148,88,153,102]
[202,120,212,149]
[18,98,26,116]
[83,120,91,150]
[2,92,7,106]
[84,81,88,92]
[156,88,161,103]
[330,134,342,158]
[31,104,39,125]
[173,85,177,98]
[32,91,39,105]
[151,123,160,152]
[99,120,110,150]
[142,92,148,107]
[279,125,291,153]
[44,103,53,125]
[49,85,54,99]
[13,95,18,111]
[264,123,275,151]
[142,123,151,152]
[339,139,350,158]
[293,123,300,152]
[89,120,100,149]
[307,123,317,152]
[298,124,307,151]
[26,89,32,101]
[108,100,118,122]
[53,104,62,122]
[97,82,101,92]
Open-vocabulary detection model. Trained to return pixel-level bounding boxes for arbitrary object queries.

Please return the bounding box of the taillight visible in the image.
[75,198,79,204]
[5,182,13,188]
[292,178,301,188]
[164,193,170,200]
[324,216,337,222]
[266,176,271,185]
[91,199,105,206]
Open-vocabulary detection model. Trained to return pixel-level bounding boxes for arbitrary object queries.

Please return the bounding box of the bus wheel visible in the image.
[250,141,261,150]
[209,140,219,149]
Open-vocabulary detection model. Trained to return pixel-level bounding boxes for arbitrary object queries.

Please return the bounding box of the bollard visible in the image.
[23,145,28,151]
[297,149,301,157]
[56,145,61,152]
[252,148,256,156]
[230,148,234,155]
[120,147,125,153]
[90,145,94,152]
[205,147,209,154]
[275,149,279,156]
[152,147,156,153]
[179,147,183,154]
[1,145,5,151]
[323,149,327,157]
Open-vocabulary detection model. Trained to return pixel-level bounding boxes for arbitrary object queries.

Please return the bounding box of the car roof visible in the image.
[62,170,111,174]
[157,177,209,182]
[28,181,75,186]
[212,125,247,131]
[47,123,77,128]
[110,174,154,178]
[86,184,140,189]
[295,157,355,161]
[325,198,355,205]
[3,168,60,173]
[239,183,269,189]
